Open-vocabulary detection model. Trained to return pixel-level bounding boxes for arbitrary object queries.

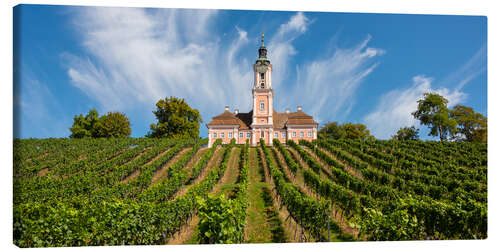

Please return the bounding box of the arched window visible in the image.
[260,102,265,111]
[261,131,265,138]
[261,72,265,81]
[260,81,265,88]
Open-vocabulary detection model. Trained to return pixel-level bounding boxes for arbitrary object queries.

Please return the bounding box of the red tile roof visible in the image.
[207,109,317,129]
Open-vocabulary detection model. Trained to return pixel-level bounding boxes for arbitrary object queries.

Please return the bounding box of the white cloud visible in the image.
[364,45,485,139]
[441,45,486,90]
[268,12,311,89]
[277,35,385,122]
[65,7,254,126]
[65,8,384,137]
[364,75,466,139]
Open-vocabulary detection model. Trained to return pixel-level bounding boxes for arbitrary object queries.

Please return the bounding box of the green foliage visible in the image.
[450,105,487,142]
[13,136,487,246]
[319,122,374,140]
[392,126,419,141]
[69,109,131,138]
[94,112,131,138]
[342,123,374,140]
[196,194,246,244]
[412,93,457,141]
[319,122,346,139]
[69,109,100,138]
[148,96,202,139]
[358,203,425,241]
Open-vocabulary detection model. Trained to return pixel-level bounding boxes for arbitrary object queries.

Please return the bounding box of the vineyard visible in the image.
[13,137,487,247]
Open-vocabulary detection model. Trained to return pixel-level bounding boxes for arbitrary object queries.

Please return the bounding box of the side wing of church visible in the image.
[206,34,318,147]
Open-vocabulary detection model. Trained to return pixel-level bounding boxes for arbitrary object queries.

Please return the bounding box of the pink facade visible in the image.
[206,35,318,148]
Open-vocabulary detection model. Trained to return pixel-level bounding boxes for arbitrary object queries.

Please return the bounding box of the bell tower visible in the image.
[251,33,273,146]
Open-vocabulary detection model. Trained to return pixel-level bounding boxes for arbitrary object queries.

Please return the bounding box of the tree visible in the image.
[69,109,100,138]
[412,93,457,141]
[319,122,374,140]
[94,112,131,138]
[449,105,487,142]
[319,122,346,139]
[341,122,375,140]
[392,126,419,141]
[69,109,131,138]
[148,96,203,139]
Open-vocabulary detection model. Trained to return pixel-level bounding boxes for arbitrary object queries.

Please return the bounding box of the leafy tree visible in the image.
[69,109,131,138]
[412,93,457,141]
[392,126,420,141]
[319,122,346,139]
[94,112,131,138]
[450,105,487,142]
[319,122,374,140]
[148,96,202,139]
[69,109,100,138]
[342,122,375,140]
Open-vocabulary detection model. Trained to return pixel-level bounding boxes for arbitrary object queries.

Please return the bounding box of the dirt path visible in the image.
[211,147,241,197]
[285,147,360,239]
[121,147,189,184]
[302,146,335,179]
[150,147,193,185]
[244,147,273,243]
[315,146,364,180]
[167,147,229,244]
[171,147,223,201]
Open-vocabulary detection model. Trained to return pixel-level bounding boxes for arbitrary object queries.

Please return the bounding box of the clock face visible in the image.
[257,65,267,73]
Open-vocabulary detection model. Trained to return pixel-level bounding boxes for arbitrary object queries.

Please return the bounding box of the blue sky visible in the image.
[13,4,487,140]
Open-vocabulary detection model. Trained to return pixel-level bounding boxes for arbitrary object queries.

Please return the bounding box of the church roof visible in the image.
[207,108,317,130]
[206,110,250,129]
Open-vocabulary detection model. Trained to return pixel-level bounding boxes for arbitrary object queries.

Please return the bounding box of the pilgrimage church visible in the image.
[206,34,318,147]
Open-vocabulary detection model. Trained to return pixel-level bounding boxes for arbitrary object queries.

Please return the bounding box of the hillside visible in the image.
[13,137,487,247]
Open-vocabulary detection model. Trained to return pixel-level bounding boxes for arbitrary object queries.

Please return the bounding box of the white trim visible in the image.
[286,125,317,128]
[207,125,239,129]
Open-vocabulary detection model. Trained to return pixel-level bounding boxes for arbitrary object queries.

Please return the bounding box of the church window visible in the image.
[282,132,286,138]
[247,132,251,138]
[308,131,312,137]
[239,132,243,138]
[300,132,304,138]
[221,132,225,138]
[275,132,278,138]
[260,102,265,111]
[213,132,217,138]
[229,132,232,138]
[261,72,265,81]
[261,131,265,138]
[261,82,265,88]
[293,132,296,138]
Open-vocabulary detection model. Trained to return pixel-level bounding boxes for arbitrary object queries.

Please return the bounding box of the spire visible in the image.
[257,33,269,63]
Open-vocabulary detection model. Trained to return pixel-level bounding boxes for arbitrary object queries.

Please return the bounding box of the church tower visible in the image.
[251,33,274,146]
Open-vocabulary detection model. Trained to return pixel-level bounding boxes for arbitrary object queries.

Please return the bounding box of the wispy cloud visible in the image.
[277,35,385,123]
[442,44,487,90]
[268,12,311,89]
[364,45,485,139]
[65,7,254,126]
[364,75,466,139]
[65,8,383,137]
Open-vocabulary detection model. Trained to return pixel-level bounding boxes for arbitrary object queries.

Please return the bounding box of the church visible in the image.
[206,34,318,147]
